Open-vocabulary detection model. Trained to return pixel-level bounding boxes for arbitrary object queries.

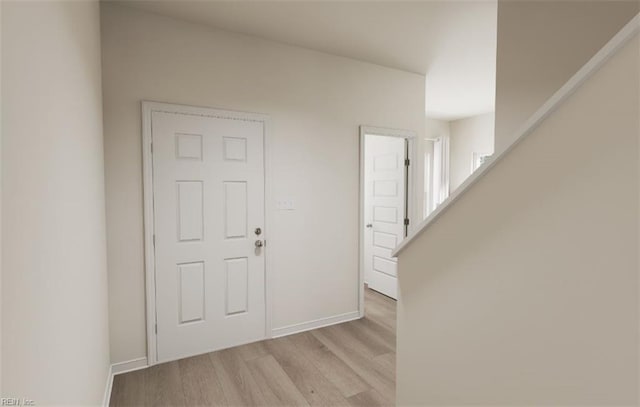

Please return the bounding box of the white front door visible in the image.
[363,134,407,300]
[152,110,266,362]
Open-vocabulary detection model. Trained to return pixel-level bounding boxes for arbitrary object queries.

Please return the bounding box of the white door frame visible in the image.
[142,101,273,366]
[359,126,416,313]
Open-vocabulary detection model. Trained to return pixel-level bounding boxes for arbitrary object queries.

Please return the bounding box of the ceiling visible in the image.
[115,0,497,120]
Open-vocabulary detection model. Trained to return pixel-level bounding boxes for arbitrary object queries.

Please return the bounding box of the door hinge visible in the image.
[404,158,410,166]
[155,323,157,334]
[153,234,156,247]
[404,218,410,226]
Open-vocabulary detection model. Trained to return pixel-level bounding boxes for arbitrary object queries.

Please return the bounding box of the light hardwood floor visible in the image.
[110,288,396,407]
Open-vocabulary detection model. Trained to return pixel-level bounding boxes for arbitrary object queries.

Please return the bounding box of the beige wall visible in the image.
[425,117,450,141]
[101,4,425,363]
[0,0,3,396]
[1,1,110,405]
[449,113,495,191]
[397,34,639,405]
[494,0,638,152]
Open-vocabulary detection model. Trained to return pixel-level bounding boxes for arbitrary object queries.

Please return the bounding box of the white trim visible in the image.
[112,357,149,375]
[271,311,360,338]
[102,365,113,407]
[141,101,273,366]
[359,126,417,308]
[393,13,640,257]
[359,130,365,316]
[141,102,156,366]
[102,357,150,407]
[263,118,275,341]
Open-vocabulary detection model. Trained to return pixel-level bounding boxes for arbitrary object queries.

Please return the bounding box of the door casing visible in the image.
[359,126,416,310]
[142,101,273,366]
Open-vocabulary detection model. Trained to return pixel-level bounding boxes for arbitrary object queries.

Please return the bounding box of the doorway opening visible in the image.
[359,126,415,307]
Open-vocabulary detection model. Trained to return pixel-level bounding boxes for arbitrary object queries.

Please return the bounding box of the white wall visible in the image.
[101,4,425,363]
[449,113,494,191]
[397,34,640,405]
[494,0,638,152]
[1,1,110,405]
[424,117,451,141]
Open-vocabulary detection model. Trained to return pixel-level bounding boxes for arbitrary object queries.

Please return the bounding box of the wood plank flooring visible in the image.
[110,288,396,407]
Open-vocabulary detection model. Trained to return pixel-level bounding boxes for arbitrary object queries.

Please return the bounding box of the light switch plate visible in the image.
[276,199,295,211]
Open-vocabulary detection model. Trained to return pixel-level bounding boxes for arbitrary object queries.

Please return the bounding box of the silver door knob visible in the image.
[255,240,264,248]
[366,224,373,228]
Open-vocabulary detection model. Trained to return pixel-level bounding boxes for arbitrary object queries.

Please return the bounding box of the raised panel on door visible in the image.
[176,133,203,160]
[176,181,204,242]
[373,256,397,278]
[178,261,205,324]
[152,109,266,362]
[373,231,397,250]
[224,181,248,239]
[373,206,398,224]
[225,257,249,315]
[373,180,398,197]
[223,137,247,161]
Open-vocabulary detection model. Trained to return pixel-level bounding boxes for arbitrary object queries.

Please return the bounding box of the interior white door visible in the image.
[152,110,266,362]
[364,134,407,300]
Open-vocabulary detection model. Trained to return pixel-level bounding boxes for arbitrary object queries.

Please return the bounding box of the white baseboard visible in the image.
[112,357,149,375]
[271,310,361,338]
[103,357,149,406]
